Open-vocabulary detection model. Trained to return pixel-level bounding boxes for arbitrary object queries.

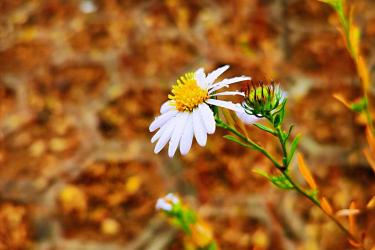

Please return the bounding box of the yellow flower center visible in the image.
[168,72,208,112]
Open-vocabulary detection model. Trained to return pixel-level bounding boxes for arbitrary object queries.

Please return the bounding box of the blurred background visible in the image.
[0,0,374,249]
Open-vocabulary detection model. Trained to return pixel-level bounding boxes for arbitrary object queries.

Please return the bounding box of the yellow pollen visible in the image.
[168,72,209,112]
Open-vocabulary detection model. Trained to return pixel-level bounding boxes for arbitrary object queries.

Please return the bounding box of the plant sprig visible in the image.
[217,88,366,249]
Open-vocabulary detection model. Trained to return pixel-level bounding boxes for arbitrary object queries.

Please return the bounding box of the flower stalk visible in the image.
[156,193,218,250]
[218,84,365,249]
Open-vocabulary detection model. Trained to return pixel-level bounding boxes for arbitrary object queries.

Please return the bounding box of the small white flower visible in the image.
[155,193,180,212]
[79,0,97,13]
[165,193,179,204]
[150,65,251,157]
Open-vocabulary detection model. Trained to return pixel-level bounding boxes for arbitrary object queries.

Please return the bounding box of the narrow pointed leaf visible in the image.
[366,196,375,209]
[297,153,317,190]
[287,134,301,165]
[321,197,333,215]
[253,169,293,190]
[253,123,276,135]
[348,202,357,236]
[223,135,256,149]
[285,125,294,142]
[222,109,236,128]
[350,97,367,113]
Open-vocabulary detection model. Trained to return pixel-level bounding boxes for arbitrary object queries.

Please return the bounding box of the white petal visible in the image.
[195,68,207,89]
[198,103,215,134]
[210,91,245,97]
[155,199,172,211]
[208,76,251,94]
[205,99,243,112]
[274,84,288,101]
[151,127,163,143]
[179,114,194,155]
[149,110,178,132]
[236,110,260,124]
[154,117,176,154]
[168,112,188,157]
[160,101,174,114]
[192,109,207,146]
[205,65,230,87]
[165,193,179,204]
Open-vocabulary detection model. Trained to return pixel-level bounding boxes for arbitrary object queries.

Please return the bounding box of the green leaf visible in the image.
[319,0,348,32]
[223,135,256,149]
[319,0,343,11]
[253,169,294,190]
[199,242,218,250]
[284,125,294,142]
[271,175,294,190]
[168,206,197,234]
[253,168,271,179]
[253,123,276,135]
[279,100,287,122]
[273,114,281,127]
[272,100,287,127]
[308,189,319,200]
[350,97,368,113]
[287,134,301,165]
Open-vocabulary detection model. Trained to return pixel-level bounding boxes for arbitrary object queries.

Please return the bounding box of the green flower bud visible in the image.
[243,81,286,118]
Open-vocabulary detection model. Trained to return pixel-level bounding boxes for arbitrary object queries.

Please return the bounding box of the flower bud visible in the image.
[243,81,286,118]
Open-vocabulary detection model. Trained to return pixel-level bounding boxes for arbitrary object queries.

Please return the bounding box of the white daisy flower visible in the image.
[155,193,180,212]
[149,65,251,157]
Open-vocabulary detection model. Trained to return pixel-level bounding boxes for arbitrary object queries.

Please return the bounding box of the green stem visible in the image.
[216,118,282,169]
[281,171,362,247]
[273,125,365,248]
[217,115,365,248]
[334,4,374,134]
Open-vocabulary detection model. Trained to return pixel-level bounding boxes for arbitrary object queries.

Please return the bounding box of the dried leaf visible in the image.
[221,109,236,128]
[333,93,352,109]
[363,149,375,173]
[297,153,317,190]
[366,126,375,151]
[233,111,249,138]
[191,221,214,248]
[348,201,357,236]
[321,197,333,215]
[367,196,375,209]
[348,7,360,59]
[357,56,370,91]
[348,239,362,249]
